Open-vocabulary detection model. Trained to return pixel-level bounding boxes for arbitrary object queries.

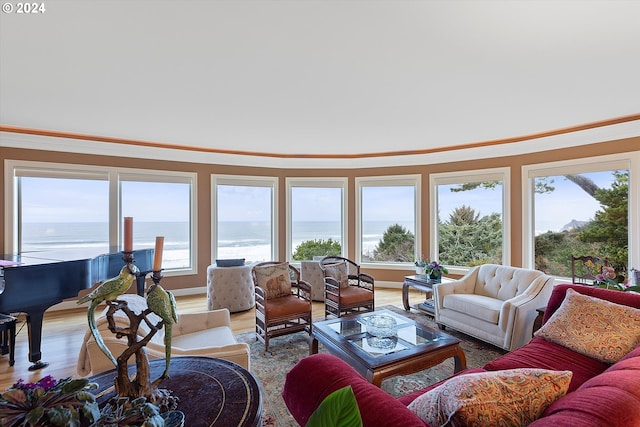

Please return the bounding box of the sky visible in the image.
[534,170,617,234]
[20,170,621,234]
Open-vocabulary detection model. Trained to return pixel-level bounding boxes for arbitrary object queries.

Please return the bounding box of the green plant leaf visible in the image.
[25,406,45,425]
[1,389,27,404]
[81,400,101,422]
[305,386,362,427]
[144,413,166,427]
[76,390,96,403]
[60,378,90,394]
[46,406,78,426]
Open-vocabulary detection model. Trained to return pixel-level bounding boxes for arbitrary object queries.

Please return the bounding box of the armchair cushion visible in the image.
[407,368,572,427]
[534,288,640,364]
[326,285,373,305]
[264,294,313,318]
[323,261,349,288]
[253,262,291,299]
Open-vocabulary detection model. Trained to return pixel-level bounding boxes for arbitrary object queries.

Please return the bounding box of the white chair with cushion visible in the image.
[433,264,554,351]
[207,263,255,313]
[300,260,326,301]
[77,294,250,376]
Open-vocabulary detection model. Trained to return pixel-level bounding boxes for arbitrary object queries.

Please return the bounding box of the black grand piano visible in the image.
[0,248,153,370]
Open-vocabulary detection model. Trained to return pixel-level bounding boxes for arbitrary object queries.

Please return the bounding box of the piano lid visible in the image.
[1,249,154,268]
[0,253,75,267]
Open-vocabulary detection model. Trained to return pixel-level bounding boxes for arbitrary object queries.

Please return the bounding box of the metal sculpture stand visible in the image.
[100,254,175,407]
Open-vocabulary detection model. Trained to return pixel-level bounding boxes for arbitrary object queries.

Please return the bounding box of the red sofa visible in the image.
[282,284,640,426]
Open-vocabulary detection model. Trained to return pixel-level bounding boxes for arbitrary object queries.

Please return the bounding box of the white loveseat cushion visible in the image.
[172,326,237,350]
[443,294,502,325]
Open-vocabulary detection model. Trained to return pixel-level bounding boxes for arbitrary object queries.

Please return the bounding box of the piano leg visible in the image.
[26,312,49,371]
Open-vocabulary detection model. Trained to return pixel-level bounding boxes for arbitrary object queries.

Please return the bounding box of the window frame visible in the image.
[211,174,278,264]
[521,152,639,273]
[285,177,348,262]
[4,160,197,276]
[430,167,511,274]
[355,174,421,269]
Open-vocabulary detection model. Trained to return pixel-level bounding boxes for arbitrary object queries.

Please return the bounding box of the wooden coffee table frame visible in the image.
[310,309,466,387]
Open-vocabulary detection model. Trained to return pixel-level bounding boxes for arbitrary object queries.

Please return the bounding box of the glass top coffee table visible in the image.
[310,309,466,387]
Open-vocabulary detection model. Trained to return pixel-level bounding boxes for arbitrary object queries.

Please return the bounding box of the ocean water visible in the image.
[20,220,414,266]
[21,222,190,268]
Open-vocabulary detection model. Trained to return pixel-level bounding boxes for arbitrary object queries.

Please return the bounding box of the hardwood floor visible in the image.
[0,287,424,391]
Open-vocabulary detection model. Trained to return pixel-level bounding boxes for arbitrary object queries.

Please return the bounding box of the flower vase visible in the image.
[429,273,441,283]
[416,267,425,275]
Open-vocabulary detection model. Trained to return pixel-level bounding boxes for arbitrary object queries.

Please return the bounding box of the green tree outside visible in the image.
[535,170,629,277]
[292,238,341,260]
[578,170,628,268]
[363,171,628,276]
[438,206,502,266]
[372,224,415,262]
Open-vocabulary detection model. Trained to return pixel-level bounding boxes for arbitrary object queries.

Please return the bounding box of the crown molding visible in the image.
[1,115,639,168]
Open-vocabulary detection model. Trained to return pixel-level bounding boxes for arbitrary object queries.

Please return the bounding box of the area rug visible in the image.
[237,305,506,426]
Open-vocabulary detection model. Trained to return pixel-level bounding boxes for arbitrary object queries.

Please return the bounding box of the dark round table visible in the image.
[89,356,262,427]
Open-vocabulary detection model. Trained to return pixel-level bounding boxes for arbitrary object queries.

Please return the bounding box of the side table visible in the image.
[532,306,546,337]
[89,356,262,427]
[402,275,437,315]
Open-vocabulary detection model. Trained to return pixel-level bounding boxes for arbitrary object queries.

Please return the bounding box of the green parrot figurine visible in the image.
[146,282,179,378]
[77,263,140,367]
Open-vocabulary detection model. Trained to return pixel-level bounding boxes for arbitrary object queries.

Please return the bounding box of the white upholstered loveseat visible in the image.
[433,264,555,351]
[77,294,250,376]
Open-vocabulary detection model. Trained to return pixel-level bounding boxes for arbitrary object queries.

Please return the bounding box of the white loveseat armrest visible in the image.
[433,268,479,316]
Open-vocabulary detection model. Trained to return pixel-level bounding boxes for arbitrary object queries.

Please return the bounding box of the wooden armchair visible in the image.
[571,255,610,285]
[252,262,312,352]
[319,256,375,318]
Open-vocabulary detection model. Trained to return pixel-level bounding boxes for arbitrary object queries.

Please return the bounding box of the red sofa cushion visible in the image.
[529,344,640,426]
[483,337,608,392]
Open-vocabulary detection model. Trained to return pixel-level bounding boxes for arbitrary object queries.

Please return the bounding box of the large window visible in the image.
[121,176,193,270]
[286,178,347,261]
[19,174,110,258]
[5,161,197,274]
[212,175,277,263]
[431,168,509,269]
[523,156,634,278]
[356,175,420,265]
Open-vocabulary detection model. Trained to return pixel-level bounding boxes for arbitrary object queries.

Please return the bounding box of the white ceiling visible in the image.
[1,0,639,165]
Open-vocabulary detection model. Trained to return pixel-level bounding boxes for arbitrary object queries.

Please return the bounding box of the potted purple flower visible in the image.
[425,261,448,283]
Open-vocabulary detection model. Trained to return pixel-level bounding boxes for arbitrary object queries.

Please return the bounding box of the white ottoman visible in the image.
[207,264,255,313]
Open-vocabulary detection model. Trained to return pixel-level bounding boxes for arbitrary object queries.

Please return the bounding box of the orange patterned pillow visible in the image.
[534,288,640,363]
[407,369,572,427]
[253,262,291,299]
